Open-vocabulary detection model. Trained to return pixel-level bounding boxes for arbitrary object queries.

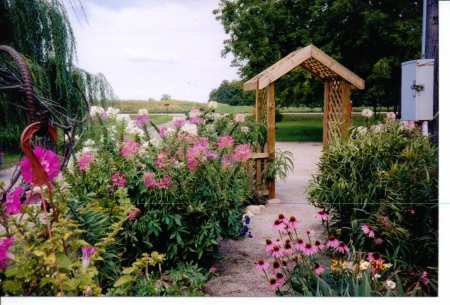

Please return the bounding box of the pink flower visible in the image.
[361,224,375,238]
[294,238,306,251]
[128,207,141,221]
[336,241,350,254]
[313,262,326,275]
[275,272,285,286]
[2,187,24,216]
[188,117,203,125]
[271,245,284,258]
[121,140,140,159]
[367,251,383,263]
[269,278,282,291]
[144,172,172,189]
[421,271,430,285]
[271,261,282,274]
[265,239,275,255]
[233,144,252,162]
[81,246,96,268]
[287,216,300,229]
[375,238,383,245]
[112,172,127,188]
[173,118,186,129]
[271,219,285,231]
[221,153,233,169]
[217,135,234,149]
[403,120,416,131]
[0,237,15,270]
[256,259,269,271]
[210,266,217,273]
[314,240,325,251]
[234,114,246,122]
[315,210,329,220]
[135,114,150,128]
[283,242,295,256]
[326,235,339,249]
[302,242,317,256]
[78,151,96,172]
[386,112,396,120]
[19,146,60,183]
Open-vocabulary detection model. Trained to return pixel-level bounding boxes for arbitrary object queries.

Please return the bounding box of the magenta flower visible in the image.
[315,210,329,220]
[217,135,234,149]
[121,140,140,159]
[314,240,325,251]
[112,172,127,188]
[336,241,350,254]
[210,266,217,273]
[361,224,375,238]
[135,114,150,128]
[272,261,282,274]
[233,144,252,162]
[326,235,339,249]
[313,262,326,275]
[221,153,234,169]
[275,272,285,286]
[367,251,383,263]
[271,219,285,231]
[19,146,60,183]
[188,117,203,125]
[78,151,96,172]
[144,172,171,189]
[294,238,306,251]
[421,271,430,285]
[271,245,284,258]
[81,246,96,268]
[173,118,186,129]
[269,278,281,291]
[375,238,383,245]
[265,239,274,255]
[206,150,218,160]
[286,216,300,229]
[3,186,24,216]
[256,259,270,271]
[0,237,15,270]
[128,207,140,221]
[302,242,317,256]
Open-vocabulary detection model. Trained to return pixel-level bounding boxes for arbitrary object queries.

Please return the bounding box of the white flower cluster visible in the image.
[180,122,198,136]
[208,101,218,109]
[138,109,149,116]
[361,109,373,118]
[106,107,120,119]
[189,108,202,118]
[89,106,105,117]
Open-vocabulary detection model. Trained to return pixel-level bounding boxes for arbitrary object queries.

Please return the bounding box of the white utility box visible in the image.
[401,59,434,121]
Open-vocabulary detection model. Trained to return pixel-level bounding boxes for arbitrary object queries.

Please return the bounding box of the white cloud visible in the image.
[67,1,239,102]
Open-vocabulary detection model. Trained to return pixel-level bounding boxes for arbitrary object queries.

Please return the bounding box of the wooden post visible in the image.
[323,80,330,148]
[266,82,276,199]
[255,80,260,123]
[340,81,351,139]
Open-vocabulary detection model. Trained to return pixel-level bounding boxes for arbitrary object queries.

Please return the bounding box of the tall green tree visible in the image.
[0,0,115,151]
[209,79,254,105]
[214,0,423,110]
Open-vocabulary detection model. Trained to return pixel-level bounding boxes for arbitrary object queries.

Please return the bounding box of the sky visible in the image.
[66,0,239,102]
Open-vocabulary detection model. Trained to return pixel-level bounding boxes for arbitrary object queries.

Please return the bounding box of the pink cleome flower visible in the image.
[121,140,140,159]
[217,135,234,149]
[19,146,60,183]
[361,224,375,238]
[0,237,16,270]
[234,114,246,123]
[78,151,96,172]
[221,153,234,169]
[135,115,151,128]
[386,112,396,120]
[144,172,171,189]
[112,172,127,188]
[233,144,252,162]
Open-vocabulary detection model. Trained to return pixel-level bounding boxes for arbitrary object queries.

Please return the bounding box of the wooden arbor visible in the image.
[244,44,364,199]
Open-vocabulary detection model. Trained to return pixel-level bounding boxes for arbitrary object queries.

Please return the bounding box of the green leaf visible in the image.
[62,278,78,291]
[2,280,23,294]
[113,275,134,287]
[122,267,138,275]
[56,254,72,272]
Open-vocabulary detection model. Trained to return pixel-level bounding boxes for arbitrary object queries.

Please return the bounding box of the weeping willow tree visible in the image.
[0,0,116,152]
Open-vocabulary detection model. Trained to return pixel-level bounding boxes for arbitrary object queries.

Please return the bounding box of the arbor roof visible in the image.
[243,44,365,91]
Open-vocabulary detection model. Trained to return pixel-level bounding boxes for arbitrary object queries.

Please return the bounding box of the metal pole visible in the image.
[421,0,427,59]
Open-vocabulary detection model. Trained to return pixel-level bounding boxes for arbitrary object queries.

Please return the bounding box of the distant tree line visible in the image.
[209,79,254,105]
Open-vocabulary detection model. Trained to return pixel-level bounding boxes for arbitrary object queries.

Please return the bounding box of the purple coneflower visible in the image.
[306,230,316,236]
[336,241,350,254]
[265,239,274,255]
[314,240,325,251]
[315,210,329,220]
[256,259,269,271]
[272,219,285,231]
[283,242,295,256]
[326,235,339,249]
[271,245,284,258]
[272,261,282,274]
[367,251,383,262]
[287,216,300,229]
[269,278,281,291]
[302,242,317,256]
[361,224,375,238]
[313,262,327,275]
[275,272,285,285]
[294,238,305,251]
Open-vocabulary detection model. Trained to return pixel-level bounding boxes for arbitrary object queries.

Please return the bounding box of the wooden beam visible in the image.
[323,80,330,148]
[258,45,312,89]
[266,82,276,199]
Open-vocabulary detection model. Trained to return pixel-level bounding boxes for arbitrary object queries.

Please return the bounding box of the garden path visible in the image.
[204,142,324,297]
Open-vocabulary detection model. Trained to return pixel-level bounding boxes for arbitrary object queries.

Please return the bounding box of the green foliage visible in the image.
[263,149,294,182]
[214,0,422,109]
[209,79,255,105]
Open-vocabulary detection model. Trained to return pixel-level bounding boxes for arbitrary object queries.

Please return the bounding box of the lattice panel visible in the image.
[256,86,268,123]
[325,78,345,141]
[301,57,338,80]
